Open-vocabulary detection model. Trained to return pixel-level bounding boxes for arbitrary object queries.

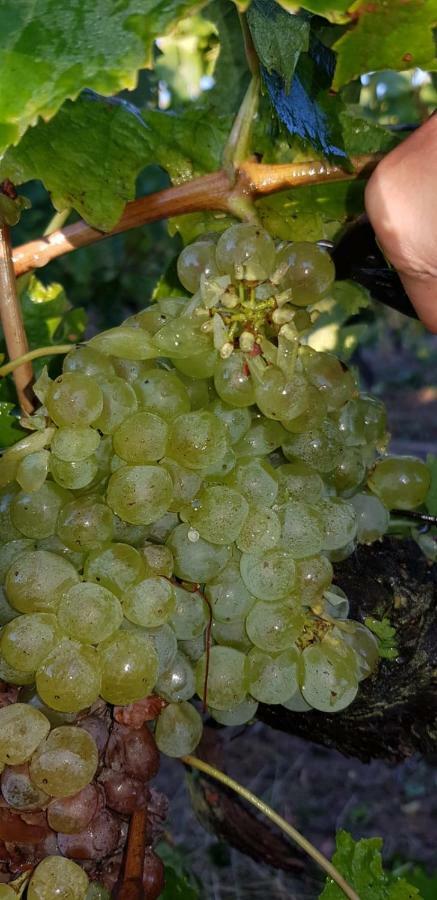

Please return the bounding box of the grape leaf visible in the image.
[333,0,437,89]
[157,843,200,900]
[255,179,365,242]
[319,831,421,899]
[0,402,24,449]
[202,0,250,110]
[276,0,351,19]
[0,93,230,230]
[246,1,310,92]
[364,617,399,660]
[0,0,202,155]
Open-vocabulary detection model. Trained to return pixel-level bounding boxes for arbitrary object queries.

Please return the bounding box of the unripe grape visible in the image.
[367,455,431,510]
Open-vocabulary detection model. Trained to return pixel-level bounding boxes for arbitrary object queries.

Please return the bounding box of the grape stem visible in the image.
[391,509,437,526]
[11,155,381,277]
[118,809,148,900]
[0,344,74,377]
[0,224,34,413]
[182,754,360,900]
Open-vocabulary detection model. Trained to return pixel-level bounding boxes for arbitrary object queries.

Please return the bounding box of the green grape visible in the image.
[226,456,278,506]
[255,368,310,422]
[367,455,431,510]
[210,697,258,725]
[247,646,299,704]
[326,446,366,494]
[99,630,158,705]
[46,373,103,427]
[240,549,296,601]
[282,386,328,433]
[0,652,34,685]
[246,602,305,652]
[159,457,203,512]
[178,373,215,410]
[0,539,35,581]
[86,883,111,900]
[167,524,230,583]
[211,617,252,652]
[196,646,248,709]
[112,517,149,547]
[275,242,335,305]
[133,305,169,334]
[338,395,388,449]
[30,726,98,797]
[11,482,70,540]
[282,688,311,712]
[277,462,324,504]
[147,623,178,676]
[51,426,101,462]
[198,447,236,480]
[123,577,175,628]
[282,420,342,473]
[148,512,179,543]
[0,485,23,541]
[134,369,190,420]
[177,240,219,293]
[208,399,251,445]
[298,641,358,712]
[141,542,174,578]
[216,223,276,280]
[303,350,356,410]
[173,348,219,379]
[350,492,390,543]
[50,453,99,490]
[63,345,116,379]
[36,535,84,569]
[156,651,195,702]
[153,318,211,359]
[319,498,357,551]
[235,417,287,458]
[167,411,228,471]
[0,453,18,489]
[88,325,159,359]
[58,582,123,643]
[278,500,324,558]
[84,542,147,596]
[21,688,76,727]
[112,356,156,383]
[107,465,173,525]
[341,621,379,679]
[179,633,205,663]
[36,639,102,712]
[1,613,60,672]
[93,377,138,434]
[113,411,168,463]
[236,505,281,554]
[205,562,254,623]
[170,585,208,639]
[16,449,50,492]
[158,296,188,317]
[57,497,114,551]
[155,700,203,757]
[214,352,256,408]
[295,555,334,604]
[1,765,50,811]
[0,703,50,764]
[28,856,89,900]
[0,885,19,898]
[0,586,20,625]
[181,484,248,545]
[5,550,79,613]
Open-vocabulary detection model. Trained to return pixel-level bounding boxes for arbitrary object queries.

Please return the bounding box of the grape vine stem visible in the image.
[11,155,381,277]
[0,225,34,413]
[118,809,148,900]
[0,344,74,378]
[182,754,360,900]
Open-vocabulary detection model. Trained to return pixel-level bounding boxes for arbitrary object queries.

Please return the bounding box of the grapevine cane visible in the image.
[0,225,34,413]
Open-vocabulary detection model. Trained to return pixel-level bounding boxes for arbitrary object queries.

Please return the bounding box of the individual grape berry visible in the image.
[11,482,70,540]
[214,351,256,408]
[93,376,139,434]
[278,500,325,558]
[134,369,190,420]
[302,349,355,410]
[170,585,208,639]
[367,455,431,510]
[177,239,219,292]
[51,426,101,462]
[167,524,230,583]
[113,411,168,463]
[350,493,390,543]
[50,453,99,490]
[156,651,195,702]
[211,617,252,652]
[275,241,335,305]
[5,549,79,614]
[1,612,60,672]
[195,645,248,709]
[216,223,276,280]
[254,367,309,422]
[318,498,357,551]
[236,505,281,554]
[123,577,175,628]
[282,420,342,473]
[47,783,100,833]
[63,346,116,379]
[57,498,114,552]
[1,763,50,811]
[98,631,158,705]
[240,548,296,601]
[84,542,147,596]
[16,449,50,492]
[181,484,248,545]
[247,647,299,704]
[277,462,324,504]
[155,700,203,757]
[298,640,358,712]
[36,639,102,712]
[208,399,252,445]
[246,602,305,653]
[46,373,103,426]
[30,726,98,797]
[205,562,254,623]
[167,411,229,471]
[174,347,219,380]
[0,703,50,764]
[295,555,334,605]
[235,417,287,457]
[153,318,211,358]
[107,465,173,525]
[58,582,123,644]
[226,456,278,506]
[27,856,89,900]
[88,324,159,359]
[210,696,258,725]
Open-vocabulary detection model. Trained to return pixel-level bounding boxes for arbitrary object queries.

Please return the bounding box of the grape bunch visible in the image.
[0,222,431,893]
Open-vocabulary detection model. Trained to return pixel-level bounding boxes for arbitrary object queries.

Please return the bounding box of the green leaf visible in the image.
[319,831,422,899]
[277,0,351,21]
[0,402,24,449]
[202,0,249,110]
[157,843,200,900]
[0,0,202,155]
[425,454,437,516]
[308,280,371,359]
[168,209,236,245]
[405,865,437,900]
[255,179,365,242]
[0,92,230,230]
[364,617,399,660]
[333,0,437,90]
[247,1,310,92]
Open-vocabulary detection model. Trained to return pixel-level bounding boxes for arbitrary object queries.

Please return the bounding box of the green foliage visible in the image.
[404,865,437,899]
[246,1,310,92]
[255,180,366,242]
[308,280,371,359]
[0,402,25,448]
[319,831,422,899]
[0,0,202,155]
[364,617,399,660]
[333,0,437,90]
[157,843,201,900]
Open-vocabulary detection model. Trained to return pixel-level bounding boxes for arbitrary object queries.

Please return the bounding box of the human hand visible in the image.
[365,114,437,332]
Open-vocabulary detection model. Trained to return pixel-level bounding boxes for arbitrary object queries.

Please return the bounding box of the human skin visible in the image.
[365,114,437,333]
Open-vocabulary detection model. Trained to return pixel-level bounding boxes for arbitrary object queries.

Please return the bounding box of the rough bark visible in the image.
[259,537,437,762]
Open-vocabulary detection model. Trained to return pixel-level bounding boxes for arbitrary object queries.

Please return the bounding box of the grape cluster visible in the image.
[0,223,432,891]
